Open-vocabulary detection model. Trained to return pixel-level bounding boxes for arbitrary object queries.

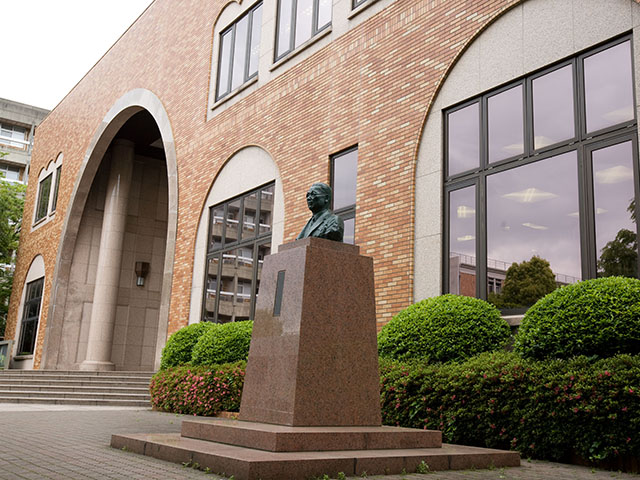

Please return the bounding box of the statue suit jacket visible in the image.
[296,209,344,242]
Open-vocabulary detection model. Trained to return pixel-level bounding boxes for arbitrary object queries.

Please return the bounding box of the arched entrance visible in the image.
[40,89,178,371]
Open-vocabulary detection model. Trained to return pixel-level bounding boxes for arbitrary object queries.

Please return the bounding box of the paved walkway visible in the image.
[0,404,637,480]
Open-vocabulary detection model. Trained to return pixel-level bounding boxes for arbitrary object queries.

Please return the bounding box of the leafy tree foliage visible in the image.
[0,160,26,337]
[489,256,556,309]
[597,228,638,278]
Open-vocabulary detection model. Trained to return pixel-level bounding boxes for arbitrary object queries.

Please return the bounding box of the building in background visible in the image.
[0,98,49,184]
[4,0,640,371]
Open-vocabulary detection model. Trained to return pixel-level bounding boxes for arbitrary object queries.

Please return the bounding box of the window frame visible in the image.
[17,277,44,356]
[275,0,332,62]
[51,165,62,213]
[34,173,53,224]
[215,1,263,102]
[330,145,358,244]
[202,182,274,323]
[443,35,638,312]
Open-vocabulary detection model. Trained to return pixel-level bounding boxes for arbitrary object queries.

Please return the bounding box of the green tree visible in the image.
[489,256,556,309]
[597,228,638,278]
[0,156,26,337]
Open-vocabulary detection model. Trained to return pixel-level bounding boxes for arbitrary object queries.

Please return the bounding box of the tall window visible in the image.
[444,37,637,311]
[0,123,27,150]
[35,173,52,223]
[203,183,274,323]
[216,2,263,101]
[275,0,331,60]
[18,277,44,355]
[331,147,358,244]
[51,165,62,213]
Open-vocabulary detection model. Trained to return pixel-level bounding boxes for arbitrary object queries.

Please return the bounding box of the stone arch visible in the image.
[413,0,639,302]
[188,145,285,324]
[40,89,178,371]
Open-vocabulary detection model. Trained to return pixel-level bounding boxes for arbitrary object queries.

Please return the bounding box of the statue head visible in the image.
[306,182,332,214]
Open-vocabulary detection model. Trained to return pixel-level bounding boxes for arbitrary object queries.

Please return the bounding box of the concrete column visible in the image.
[80,139,134,371]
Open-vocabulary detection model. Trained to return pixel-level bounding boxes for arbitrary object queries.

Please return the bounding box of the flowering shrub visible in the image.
[150,362,245,416]
[378,294,511,362]
[380,352,640,466]
[515,277,640,360]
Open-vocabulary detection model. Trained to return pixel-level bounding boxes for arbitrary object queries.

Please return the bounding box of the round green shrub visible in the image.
[377,294,511,362]
[514,276,640,360]
[160,322,217,370]
[191,320,253,366]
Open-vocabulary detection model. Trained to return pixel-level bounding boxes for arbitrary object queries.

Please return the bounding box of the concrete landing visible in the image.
[111,430,520,480]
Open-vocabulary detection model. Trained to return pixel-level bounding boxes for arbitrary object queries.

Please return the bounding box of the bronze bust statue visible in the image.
[297,183,344,242]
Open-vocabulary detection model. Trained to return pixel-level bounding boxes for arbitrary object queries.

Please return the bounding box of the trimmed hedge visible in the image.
[377,294,511,362]
[514,277,640,360]
[160,322,216,370]
[191,320,253,366]
[380,352,640,465]
[150,362,245,416]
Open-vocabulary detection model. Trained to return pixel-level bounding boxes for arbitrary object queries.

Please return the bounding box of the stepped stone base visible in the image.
[111,419,520,480]
[180,418,442,452]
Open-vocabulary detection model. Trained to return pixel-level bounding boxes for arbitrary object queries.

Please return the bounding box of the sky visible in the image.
[2,0,153,111]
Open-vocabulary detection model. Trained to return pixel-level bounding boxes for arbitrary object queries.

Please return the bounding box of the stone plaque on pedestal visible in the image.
[239,237,382,427]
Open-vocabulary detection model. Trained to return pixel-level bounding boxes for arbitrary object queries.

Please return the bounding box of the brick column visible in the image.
[80,139,134,371]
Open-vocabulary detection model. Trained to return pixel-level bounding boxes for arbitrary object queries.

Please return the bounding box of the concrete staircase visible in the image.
[0,370,154,407]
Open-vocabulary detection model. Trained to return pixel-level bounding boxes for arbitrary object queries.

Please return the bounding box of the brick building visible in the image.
[5,0,640,370]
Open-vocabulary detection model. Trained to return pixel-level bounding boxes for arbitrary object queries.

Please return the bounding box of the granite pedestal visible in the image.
[111,238,520,479]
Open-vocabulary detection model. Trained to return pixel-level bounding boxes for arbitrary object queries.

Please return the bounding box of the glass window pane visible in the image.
[487,151,581,308]
[249,5,262,77]
[447,103,479,175]
[593,141,637,278]
[36,174,52,221]
[295,0,314,48]
[533,65,575,149]
[204,256,220,321]
[18,319,37,354]
[242,192,258,239]
[225,199,241,244]
[277,0,293,57]
[343,217,355,245]
[318,0,332,30]
[217,30,233,97]
[488,85,524,163]
[584,41,634,133]
[259,185,274,235]
[209,206,224,251]
[333,149,358,210]
[218,249,237,323]
[449,186,476,297]
[51,166,61,212]
[231,15,250,90]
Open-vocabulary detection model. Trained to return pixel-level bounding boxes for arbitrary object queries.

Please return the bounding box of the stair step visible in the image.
[0,370,155,407]
[0,396,151,407]
[0,384,149,393]
[0,390,149,400]
[0,379,150,387]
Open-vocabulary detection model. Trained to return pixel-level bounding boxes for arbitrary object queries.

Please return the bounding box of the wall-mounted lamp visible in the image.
[135,261,150,287]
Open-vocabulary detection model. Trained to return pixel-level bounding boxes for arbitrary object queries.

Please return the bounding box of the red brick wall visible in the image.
[7,0,522,368]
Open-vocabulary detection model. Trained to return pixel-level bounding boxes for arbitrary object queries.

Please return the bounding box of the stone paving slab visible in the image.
[0,404,638,480]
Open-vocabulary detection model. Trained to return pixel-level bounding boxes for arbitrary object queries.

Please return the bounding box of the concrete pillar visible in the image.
[80,139,134,371]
